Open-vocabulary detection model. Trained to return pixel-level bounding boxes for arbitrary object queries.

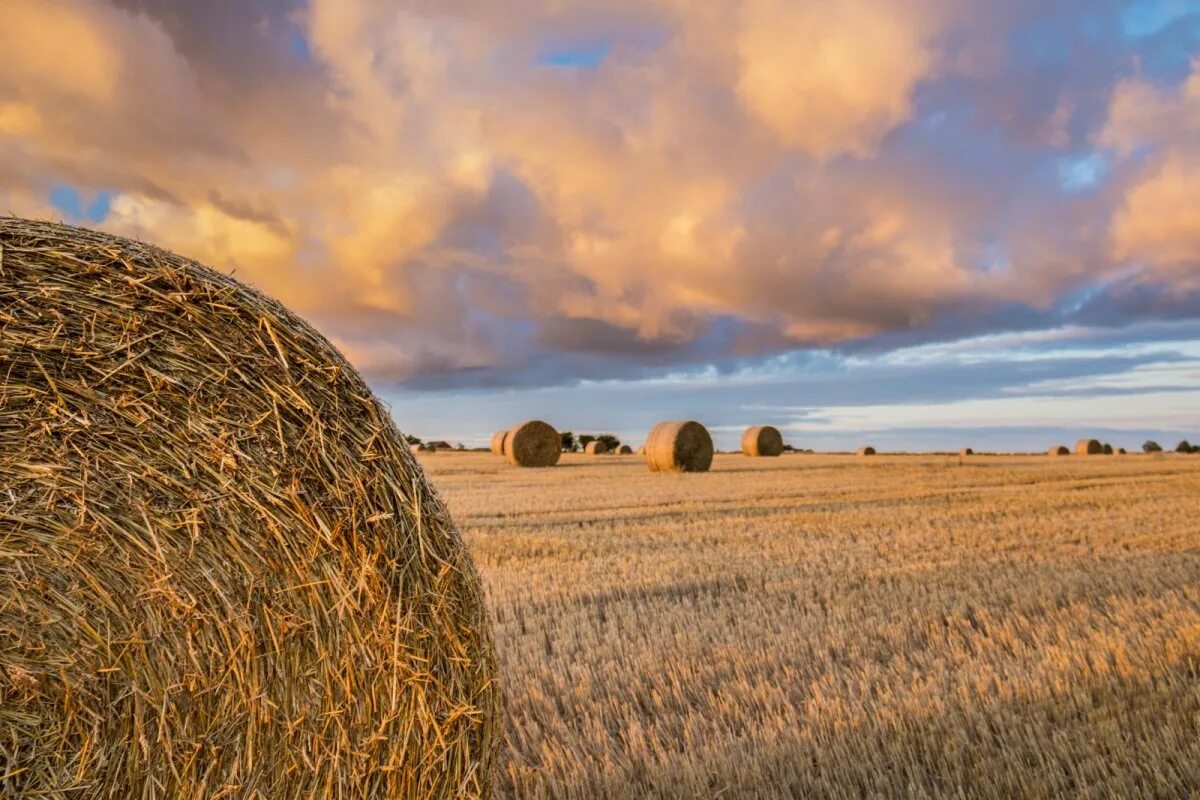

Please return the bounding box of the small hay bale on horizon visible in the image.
[490,429,509,455]
[0,217,499,798]
[585,440,608,455]
[1049,445,1070,456]
[646,421,714,473]
[614,444,634,455]
[636,445,646,455]
[742,425,784,457]
[1102,443,1114,455]
[506,420,561,467]
[858,446,877,457]
[1076,438,1104,455]
[960,448,975,456]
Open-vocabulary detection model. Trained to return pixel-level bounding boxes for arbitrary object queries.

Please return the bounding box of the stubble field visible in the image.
[418,452,1200,799]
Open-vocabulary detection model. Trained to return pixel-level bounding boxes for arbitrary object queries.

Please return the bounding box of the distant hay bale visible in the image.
[741,425,784,457]
[1049,445,1070,456]
[584,440,608,455]
[0,218,500,798]
[1117,447,1127,455]
[636,445,646,455]
[960,448,974,456]
[645,421,714,473]
[1076,438,1103,455]
[506,420,561,467]
[614,444,634,455]
[858,446,877,457]
[490,429,509,455]
[1102,443,1114,455]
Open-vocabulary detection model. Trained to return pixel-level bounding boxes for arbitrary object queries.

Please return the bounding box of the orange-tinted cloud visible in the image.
[1,0,1193,387]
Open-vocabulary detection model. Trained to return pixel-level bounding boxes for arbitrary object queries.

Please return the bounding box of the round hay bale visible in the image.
[506,420,561,467]
[645,421,714,473]
[1102,443,1114,455]
[1117,447,1127,455]
[584,440,608,455]
[1076,438,1103,455]
[636,445,646,455]
[1049,445,1070,456]
[614,444,634,455]
[857,446,876,457]
[490,429,509,455]
[960,448,974,456]
[0,219,499,798]
[741,425,784,457]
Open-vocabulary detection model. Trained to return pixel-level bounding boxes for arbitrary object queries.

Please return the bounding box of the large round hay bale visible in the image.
[0,219,499,798]
[506,420,561,467]
[1076,438,1103,455]
[741,425,784,457]
[645,421,714,473]
[490,429,509,455]
[858,446,876,457]
[584,440,608,455]
[1049,445,1070,456]
[614,444,634,455]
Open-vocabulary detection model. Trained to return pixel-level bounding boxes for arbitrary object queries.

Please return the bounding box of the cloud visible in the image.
[1103,61,1200,284]
[735,0,941,158]
[2,0,1198,395]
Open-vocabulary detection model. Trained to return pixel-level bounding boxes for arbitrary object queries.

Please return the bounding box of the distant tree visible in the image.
[560,431,576,452]
[1176,440,1193,454]
[1143,440,1163,453]
[578,434,595,450]
[597,434,620,451]
[404,434,422,446]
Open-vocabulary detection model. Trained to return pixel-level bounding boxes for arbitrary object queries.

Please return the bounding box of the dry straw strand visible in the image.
[506,420,561,467]
[645,421,714,473]
[741,426,784,457]
[0,218,500,799]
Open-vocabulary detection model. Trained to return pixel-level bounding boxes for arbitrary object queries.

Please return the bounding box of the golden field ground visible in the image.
[417,451,1200,799]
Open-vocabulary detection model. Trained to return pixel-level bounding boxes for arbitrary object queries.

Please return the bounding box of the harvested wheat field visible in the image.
[418,451,1200,799]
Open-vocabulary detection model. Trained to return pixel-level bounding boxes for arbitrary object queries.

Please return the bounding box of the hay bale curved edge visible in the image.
[645,421,714,473]
[0,218,501,799]
[506,420,561,467]
[741,426,784,457]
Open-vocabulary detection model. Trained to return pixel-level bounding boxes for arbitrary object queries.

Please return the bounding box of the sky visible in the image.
[3,0,1200,450]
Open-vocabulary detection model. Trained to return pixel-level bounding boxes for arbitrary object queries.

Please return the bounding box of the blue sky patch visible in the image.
[537,40,612,68]
[1121,0,1200,37]
[1058,153,1111,192]
[50,186,113,223]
